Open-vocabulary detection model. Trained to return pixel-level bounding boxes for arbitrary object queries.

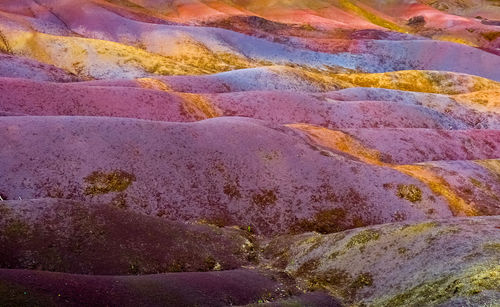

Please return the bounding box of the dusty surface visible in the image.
[0,0,499,306]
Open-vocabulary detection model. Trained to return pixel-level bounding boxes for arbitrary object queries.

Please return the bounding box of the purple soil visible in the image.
[157,69,327,93]
[0,1,499,306]
[209,90,467,129]
[0,78,192,122]
[347,39,500,81]
[0,268,302,307]
[0,116,453,235]
[81,75,238,93]
[341,128,500,164]
[0,55,79,82]
[0,78,467,129]
[325,87,500,129]
[0,199,256,275]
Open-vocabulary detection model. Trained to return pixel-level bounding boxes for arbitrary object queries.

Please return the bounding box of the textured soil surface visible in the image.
[0,0,499,306]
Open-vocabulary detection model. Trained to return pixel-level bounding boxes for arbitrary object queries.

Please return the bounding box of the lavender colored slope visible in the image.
[0,78,469,129]
[342,128,500,164]
[0,55,78,82]
[326,88,500,129]
[349,39,500,81]
[157,69,327,93]
[0,116,453,235]
[209,90,468,129]
[0,78,192,122]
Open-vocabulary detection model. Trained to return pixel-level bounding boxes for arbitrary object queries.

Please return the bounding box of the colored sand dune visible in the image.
[0,0,499,306]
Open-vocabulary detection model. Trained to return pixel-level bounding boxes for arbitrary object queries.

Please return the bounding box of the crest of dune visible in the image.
[0,0,499,306]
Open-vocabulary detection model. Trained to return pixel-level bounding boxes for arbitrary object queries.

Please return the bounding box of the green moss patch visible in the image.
[351,272,374,289]
[375,265,500,306]
[483,242,500,253]
[346,229,380,251]
[307,269,374,302]
[400,221,438,235]
[396,184,422,202]
[297,258,321,276]
[307,268,351,290]
[84,170,136,195]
